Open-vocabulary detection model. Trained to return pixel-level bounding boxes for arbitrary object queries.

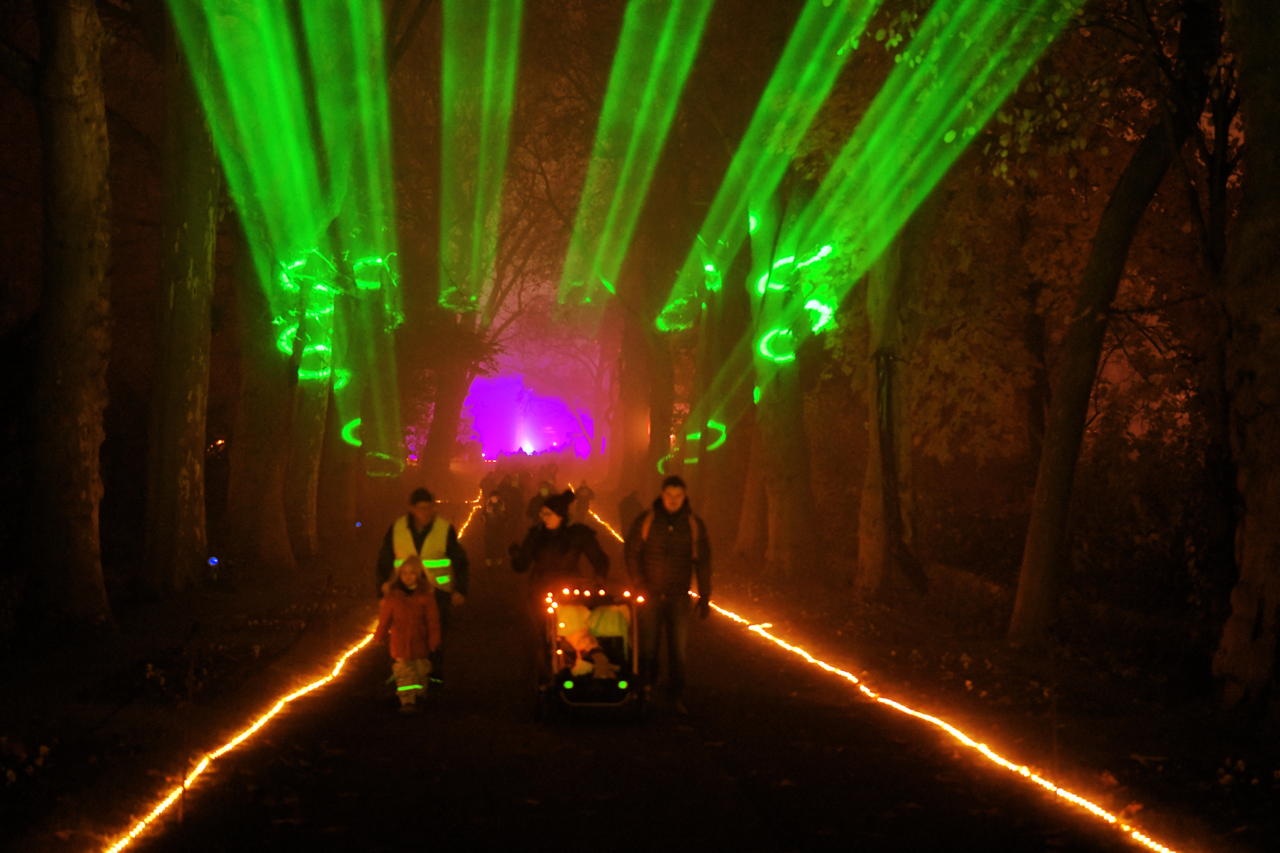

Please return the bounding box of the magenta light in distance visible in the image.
[463,374,595,460]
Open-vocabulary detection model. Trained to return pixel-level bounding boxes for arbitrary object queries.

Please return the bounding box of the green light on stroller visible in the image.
[563,680,575,690]
[618,680,629,690]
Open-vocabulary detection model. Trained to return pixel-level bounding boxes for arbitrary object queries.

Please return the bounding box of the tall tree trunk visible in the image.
[612,304,654,494]
[856,240,924,598]
[227,251,296,576]
[421,358,470,493]
[734,418,768,560]
[1213,0,1280,710]
[1009,0,1220,642]
[646,330,674,478]
[285,383,328,559]
[688,242,753,533]
[756,365,818,579]
[143,29,219,595]
[318,387,360,549]
[30,0,113,625]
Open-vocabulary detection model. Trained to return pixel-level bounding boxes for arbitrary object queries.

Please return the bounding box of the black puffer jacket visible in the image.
[511,522,609,589]
[624,498,711,599]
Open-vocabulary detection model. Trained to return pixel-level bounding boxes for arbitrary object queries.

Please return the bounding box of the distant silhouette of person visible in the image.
[572,480,595,524]
[499,474,525,547]
[618,490,644,535]
[624,475,711,716]
[482,490,509,568]
[526,481,553,523]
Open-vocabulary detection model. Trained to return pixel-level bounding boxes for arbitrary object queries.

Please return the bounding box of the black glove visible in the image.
[695,598,711,620]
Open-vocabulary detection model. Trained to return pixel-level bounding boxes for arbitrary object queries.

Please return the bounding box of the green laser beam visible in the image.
[656,0,880,331]
[559,0,714,305]
[685,0,1082,444]
[170,1,405,465]
[440,0,524,315]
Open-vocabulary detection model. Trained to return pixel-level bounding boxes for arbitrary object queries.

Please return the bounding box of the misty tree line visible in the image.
[1,0,1277,712]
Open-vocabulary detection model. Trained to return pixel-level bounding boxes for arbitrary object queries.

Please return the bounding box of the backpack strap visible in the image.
[641,509,700,561]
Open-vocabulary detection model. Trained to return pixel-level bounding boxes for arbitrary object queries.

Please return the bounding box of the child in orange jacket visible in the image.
[374,557,442,713]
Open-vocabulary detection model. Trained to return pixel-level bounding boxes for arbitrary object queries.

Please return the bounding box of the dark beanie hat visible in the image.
[543,489,575,519]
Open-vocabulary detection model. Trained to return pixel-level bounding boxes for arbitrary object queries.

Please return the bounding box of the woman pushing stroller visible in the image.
[510,489,609,674]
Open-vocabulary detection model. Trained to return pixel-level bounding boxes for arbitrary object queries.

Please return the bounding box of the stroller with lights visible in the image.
[535,584,645,719]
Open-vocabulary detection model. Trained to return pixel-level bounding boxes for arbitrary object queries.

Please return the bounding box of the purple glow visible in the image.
[463,374,595,460]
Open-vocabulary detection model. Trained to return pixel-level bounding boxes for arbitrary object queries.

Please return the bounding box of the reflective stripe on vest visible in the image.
[392,515,453,591]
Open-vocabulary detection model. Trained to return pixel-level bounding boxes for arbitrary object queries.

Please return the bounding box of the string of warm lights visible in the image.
[588,513,1182,853]
[102,631,375,853]
[456,488,485,538]
[588,509,626,543]
[104,492,487,850]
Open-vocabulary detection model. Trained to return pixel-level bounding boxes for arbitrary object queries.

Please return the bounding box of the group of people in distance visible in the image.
[372,475,712,716]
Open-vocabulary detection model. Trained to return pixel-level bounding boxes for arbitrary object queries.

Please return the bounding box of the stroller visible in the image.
[536,584,645,720]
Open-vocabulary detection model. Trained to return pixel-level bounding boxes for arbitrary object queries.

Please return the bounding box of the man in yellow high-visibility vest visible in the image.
[377,488,469,689]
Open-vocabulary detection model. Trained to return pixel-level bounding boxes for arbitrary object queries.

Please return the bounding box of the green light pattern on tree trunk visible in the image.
[685,0,1081,438]
[168,0,404,465]
[341,417,363,447]
[559,0,714,305]
[440,0,523,315]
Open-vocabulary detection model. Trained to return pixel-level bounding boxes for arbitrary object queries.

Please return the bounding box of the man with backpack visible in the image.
[623,475,711,715]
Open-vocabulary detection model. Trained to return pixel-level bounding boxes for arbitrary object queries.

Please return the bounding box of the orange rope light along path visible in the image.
[102,631,375,853]
[590,510,1184,853]
[456,488,484,538]
[104,493,484,852]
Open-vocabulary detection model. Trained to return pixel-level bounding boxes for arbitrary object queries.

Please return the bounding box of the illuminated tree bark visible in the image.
[756,365,817,579]
[420,347,472,491]
[1009,0,1220,642]
[29,0,113,624]
[227,249,296,576]
[646,333,675,480]
[285,383,327,559]
[733,418,768,561]
[856,238,924,599]
[317,387,360,548]
[143,29,218,594]
[612,303,656,495]
[1213,0,1280,709]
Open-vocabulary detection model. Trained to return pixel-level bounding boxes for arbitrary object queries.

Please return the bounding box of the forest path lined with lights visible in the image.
[115,518,1142,853]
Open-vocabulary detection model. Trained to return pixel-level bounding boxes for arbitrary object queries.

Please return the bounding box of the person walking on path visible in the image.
[571,481,595,525]
[373,557,442,713]
[525,481,553,525]
[510,490,610,680]
[618,490,643,536]
[376,487,469,688]
[624,475,711,715]
[511,489,610,591]
[482,488,510,568]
